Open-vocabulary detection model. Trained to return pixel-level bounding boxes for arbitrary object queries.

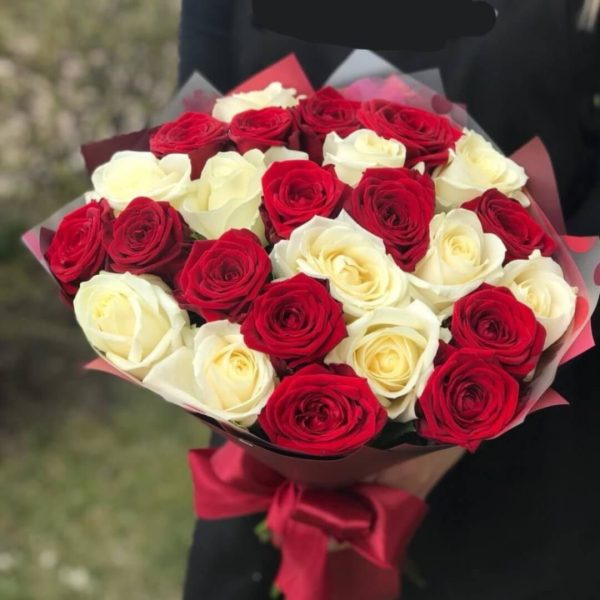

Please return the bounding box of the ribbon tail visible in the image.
[267,484,331,600]
[188,445,276,519]
[342,484,429,600]
[276,520,330,600]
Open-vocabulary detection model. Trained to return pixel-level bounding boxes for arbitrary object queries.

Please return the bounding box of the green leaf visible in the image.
[253,519,272,544]
[269,583,282,599]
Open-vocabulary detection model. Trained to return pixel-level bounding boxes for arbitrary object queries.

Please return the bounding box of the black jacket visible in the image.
[179,2,600,598]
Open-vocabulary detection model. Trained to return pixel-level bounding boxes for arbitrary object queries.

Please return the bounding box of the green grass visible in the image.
[0,381,209,600]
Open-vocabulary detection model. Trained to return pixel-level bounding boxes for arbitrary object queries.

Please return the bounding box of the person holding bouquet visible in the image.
[176,1,600,599]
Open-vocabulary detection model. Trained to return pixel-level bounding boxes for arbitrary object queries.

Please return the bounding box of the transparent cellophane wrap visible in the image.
[23,51,600,487]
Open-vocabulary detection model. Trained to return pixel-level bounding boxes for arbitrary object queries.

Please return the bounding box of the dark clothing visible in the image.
[179,1,600,598]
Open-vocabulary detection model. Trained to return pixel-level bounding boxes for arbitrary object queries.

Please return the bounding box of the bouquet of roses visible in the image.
[24,51,599,600]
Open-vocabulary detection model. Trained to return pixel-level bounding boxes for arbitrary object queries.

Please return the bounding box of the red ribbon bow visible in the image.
[189,442,428,600]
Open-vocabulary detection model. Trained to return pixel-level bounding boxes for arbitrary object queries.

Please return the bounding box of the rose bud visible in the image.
[103,197,190,282]
[149,112,229,157]
[417,348,520,451]
[260,160,349,243]
[45,199,112,296]
[295,87,361,162]
[462,189,557,262]
[450,284,546,379]
[358,100,462,169]
[176,229,271,323]
[229,107,300,154]
[241,273,347,371]
[258,364,387,456]
[347,167,435,272]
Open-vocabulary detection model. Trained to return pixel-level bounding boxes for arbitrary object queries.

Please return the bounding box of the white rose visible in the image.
[143,320,276,426]
[271,211,411,319]
[263,146,309,165]
[325,301,441,421]
[178,149,266,241]
[409,209,506,317]
[212,82,301,123]
[74,272,190,378]
[323,129,407,187]
[433,130,529,209]
[500,251,577,350]
[88,151,192,212]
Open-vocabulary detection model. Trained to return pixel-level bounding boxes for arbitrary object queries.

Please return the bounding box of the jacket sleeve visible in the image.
[178,0,236,90]
[566,177,600,236]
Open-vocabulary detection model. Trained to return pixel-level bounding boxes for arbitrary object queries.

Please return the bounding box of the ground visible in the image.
[0,1,211,598]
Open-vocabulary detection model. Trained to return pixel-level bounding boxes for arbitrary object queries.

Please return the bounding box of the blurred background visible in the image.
[0,2,210,598]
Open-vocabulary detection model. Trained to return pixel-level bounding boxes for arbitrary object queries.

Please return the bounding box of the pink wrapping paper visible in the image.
[23,54,600,487]
[228,54,315,97]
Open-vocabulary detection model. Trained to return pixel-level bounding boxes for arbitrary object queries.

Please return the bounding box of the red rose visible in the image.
[347,167,435,271]
[229,107,300,154]
[450,284,546,379]
[462,189,557,262]
[149,112,229,178]
[417,348,520,451]
[104,197,189,281]
[258,364,387,456]
[357,100,462,169]
[176,229,271,322]
[296,87,361,162]
[45,200,111,296]
[260,160,349,243]
[150,112,228,156]
[241,273,347,370]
